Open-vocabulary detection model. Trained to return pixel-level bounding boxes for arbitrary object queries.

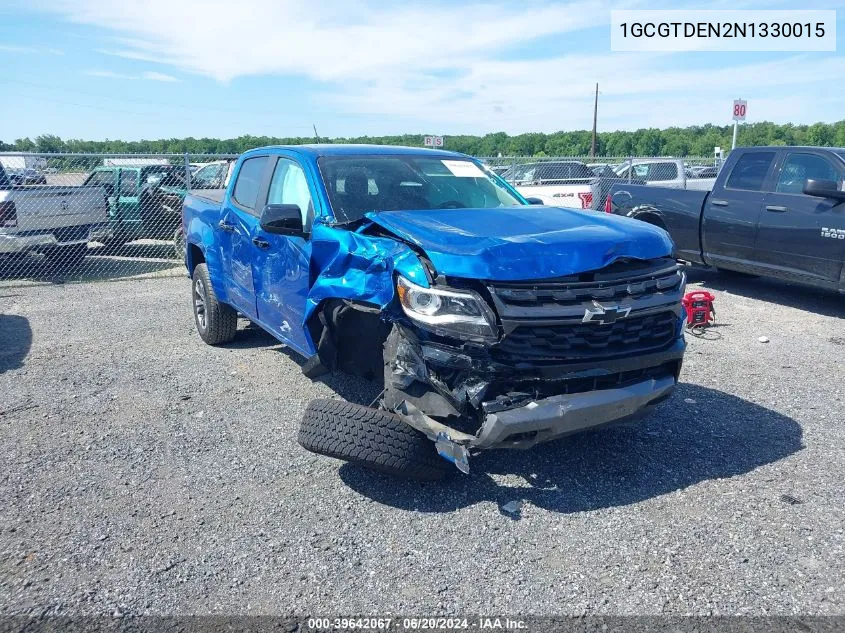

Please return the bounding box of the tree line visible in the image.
[3,120,845,157]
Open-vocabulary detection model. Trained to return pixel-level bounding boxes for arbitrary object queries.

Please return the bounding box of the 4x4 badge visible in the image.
[583,301,632,325]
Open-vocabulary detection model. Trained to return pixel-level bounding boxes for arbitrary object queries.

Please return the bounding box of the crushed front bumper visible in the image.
[473,374,675,449]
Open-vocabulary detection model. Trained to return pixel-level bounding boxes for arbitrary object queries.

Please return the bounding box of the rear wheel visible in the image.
[192,263,237,345]
[298,399,450,481]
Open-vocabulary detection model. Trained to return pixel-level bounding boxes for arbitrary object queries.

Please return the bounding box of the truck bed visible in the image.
[607,183,708,264]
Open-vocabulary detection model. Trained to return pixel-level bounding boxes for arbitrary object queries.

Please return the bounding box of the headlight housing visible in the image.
[396,276,498,343]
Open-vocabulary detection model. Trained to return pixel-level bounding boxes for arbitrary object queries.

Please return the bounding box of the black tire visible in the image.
[298,399,451,481]
[43,243,87,270]
[192,262,237,345]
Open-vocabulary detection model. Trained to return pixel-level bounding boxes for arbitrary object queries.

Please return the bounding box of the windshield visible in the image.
[318,155,524,222]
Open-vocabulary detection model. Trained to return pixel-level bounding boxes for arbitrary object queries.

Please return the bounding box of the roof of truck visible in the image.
[253,144,468,159]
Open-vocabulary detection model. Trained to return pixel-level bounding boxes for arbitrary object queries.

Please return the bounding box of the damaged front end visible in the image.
[380,257,687,469]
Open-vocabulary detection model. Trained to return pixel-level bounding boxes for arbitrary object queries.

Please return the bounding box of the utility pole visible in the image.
[590,83,598,158]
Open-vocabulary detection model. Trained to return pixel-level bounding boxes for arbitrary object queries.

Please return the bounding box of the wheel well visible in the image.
[187,244,205,274]
[306,299,390,383]
[632,211,668,231]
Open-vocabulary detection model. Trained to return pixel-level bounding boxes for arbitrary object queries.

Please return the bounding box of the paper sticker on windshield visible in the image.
[441,160,485,178]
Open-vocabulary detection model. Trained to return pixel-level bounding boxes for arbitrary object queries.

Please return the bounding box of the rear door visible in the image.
[702,150,776,272]
[218,155,271,319]
[250,154,316,354]
[756,150,845,285]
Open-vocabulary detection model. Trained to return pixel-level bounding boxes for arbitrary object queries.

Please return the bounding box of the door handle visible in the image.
[252,237,270,249]
[217,220,235,232]
[710,199,729,207]
[765,205,788,213]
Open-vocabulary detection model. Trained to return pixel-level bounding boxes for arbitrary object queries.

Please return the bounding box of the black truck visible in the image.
[607,146,845,293]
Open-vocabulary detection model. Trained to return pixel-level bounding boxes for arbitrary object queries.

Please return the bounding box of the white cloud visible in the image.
[41,0,617,81]
[36,0,845,132]
[0,44,63,55]
[141,71,178,82]
[86,69,179,82]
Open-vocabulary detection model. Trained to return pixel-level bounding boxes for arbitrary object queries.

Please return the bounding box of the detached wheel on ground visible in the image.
[192,262,237,345]
[298,399,451,482]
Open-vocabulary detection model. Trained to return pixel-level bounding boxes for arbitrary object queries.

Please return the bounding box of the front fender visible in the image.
[304,222,430,324]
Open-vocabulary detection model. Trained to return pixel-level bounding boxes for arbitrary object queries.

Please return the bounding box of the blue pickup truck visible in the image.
[183,145,687,480]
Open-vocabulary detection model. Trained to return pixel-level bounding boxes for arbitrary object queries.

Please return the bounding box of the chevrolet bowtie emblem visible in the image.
[582,301,632,325]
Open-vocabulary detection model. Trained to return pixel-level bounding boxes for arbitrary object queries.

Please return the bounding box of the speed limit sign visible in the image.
[732,99,747,121]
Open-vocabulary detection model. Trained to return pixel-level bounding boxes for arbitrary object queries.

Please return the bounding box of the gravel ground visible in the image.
[0,269,843,617]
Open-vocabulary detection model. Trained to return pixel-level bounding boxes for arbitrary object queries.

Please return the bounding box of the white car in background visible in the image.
[502,160,598,209]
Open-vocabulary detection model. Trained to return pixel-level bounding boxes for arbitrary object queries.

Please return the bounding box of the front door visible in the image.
[218,155,270,320]
[251,156,314,354]
[756,151,845,285]
[702,150,776,271]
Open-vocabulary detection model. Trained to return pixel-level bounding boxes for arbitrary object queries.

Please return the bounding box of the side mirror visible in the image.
[803,179,845,201]
[525,197,545,205]
[260,203,304,234]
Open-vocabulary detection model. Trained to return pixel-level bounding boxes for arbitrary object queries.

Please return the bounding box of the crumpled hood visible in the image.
[366,207,674,281]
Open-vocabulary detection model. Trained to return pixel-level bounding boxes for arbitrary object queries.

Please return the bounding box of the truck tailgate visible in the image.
[8,186,108,232]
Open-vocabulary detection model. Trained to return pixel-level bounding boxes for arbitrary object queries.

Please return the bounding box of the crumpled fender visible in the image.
[304,221,430,325]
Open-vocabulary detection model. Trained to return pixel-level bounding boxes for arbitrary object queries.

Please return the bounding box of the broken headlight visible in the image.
[396,276,498,343]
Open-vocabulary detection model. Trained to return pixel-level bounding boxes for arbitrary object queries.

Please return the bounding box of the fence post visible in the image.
[183,152,191,190]
[510,157,516,184]
[627,157,632,183]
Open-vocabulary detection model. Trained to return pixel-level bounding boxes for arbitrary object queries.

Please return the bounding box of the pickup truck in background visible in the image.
[84,164,188,249]
[183,145,686,480]
[615,158,717,191]
[503,160,642,210]
[502,160,598,209]
[608,146,845,293]
[0,163,108,268]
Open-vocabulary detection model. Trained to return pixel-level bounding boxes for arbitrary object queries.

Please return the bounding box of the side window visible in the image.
[776,153,842,194]
[87,170,115,187]
[232,157,268,210]
[632,164,649,179]
[267,158,314,231]
[648,162,677,181]
[119,170,138,196]
[725,152,775,191]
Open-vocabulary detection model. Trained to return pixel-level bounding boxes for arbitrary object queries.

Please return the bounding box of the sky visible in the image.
[0,0,843,142]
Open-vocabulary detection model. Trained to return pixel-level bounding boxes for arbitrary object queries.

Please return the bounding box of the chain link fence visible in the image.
[0,152,722,286]
[0,153,237,286]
